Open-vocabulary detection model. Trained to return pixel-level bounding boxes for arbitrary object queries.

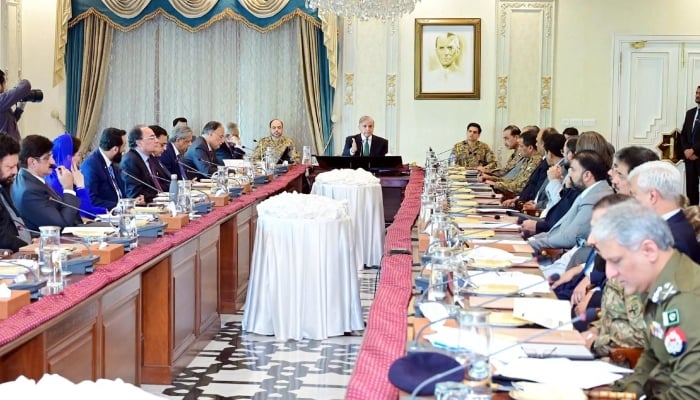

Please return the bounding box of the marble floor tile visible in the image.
[151,269,380,399]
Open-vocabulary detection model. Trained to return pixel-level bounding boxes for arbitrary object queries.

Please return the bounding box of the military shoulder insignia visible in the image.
[662,309,680,327]
[650,321,665,340]
[651,282,678,303]
[664,327,687,357]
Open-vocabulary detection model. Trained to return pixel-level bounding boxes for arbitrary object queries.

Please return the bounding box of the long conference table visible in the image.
[0,166,304,385]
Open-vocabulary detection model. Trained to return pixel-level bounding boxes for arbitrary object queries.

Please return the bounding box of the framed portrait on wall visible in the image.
[414,18,481,100]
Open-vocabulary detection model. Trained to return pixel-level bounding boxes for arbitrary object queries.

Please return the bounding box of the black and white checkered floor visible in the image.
[142,269,379,399]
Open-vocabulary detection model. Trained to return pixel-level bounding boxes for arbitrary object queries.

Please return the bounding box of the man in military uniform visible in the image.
[451,122,497,170]
[589,201,700,398]
[484,129,539,196]
[251,119,300,163]
[478,124,521,177]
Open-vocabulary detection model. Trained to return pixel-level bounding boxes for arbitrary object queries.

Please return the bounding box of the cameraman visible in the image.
[0,70,31,141]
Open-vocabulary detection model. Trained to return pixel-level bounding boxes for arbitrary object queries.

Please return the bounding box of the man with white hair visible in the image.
[590,202,700,398]
[628,160,700,263]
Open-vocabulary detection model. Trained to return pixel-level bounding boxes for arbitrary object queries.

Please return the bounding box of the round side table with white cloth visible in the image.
[242,192,364,341]
[311,168,385,270]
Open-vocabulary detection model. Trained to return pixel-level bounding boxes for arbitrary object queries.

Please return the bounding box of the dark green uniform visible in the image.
[612,251,700,399]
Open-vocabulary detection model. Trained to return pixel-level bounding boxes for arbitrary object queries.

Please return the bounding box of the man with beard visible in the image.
[528,150,614,252]
[0,135,31,250]
[252,119,299,164]
[81,127,127,210]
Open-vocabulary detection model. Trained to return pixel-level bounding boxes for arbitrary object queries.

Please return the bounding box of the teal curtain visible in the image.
[65,21,84,137]
[318,29,334,156]
[71,0,318,31]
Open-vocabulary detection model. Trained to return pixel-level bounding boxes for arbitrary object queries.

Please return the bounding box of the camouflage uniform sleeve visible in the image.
[452,142,467,167]
[286,138,300,163]
[251,139,265,161]
[593,281,646,357]
[481,143,498,171]
[493,156,537,194]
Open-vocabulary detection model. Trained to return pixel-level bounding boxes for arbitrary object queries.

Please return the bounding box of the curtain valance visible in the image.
[70,0,320,33]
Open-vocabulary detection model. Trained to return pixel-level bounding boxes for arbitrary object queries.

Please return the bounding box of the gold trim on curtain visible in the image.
[239,0,289,18]
[298,18,326,155]
[101,0,151,18]
[53,0,72,87]
[76,15,113,153]
[69,8,320,33]
[318,11,337,89]
[169,0,219,18]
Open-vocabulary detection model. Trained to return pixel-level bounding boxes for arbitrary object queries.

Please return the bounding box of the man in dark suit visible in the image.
[680,86,700,205]
[11,135,82,230]
[341,115,389,157]
[0,135,31,250]
[184,121,224,180]
[216,122,245,163]
[150,125,173,186]
[120,125,160,204]
[629,160,700,263]
[81,127,126,211]
[160,125,194,180]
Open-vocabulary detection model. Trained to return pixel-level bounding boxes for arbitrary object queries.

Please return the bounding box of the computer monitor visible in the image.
[315,155,403,172]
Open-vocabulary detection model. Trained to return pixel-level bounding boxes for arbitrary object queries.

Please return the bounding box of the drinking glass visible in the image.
[38,226,61,274]
[177,180,193,213]
[302,145,312,165]
[456,309,492,389]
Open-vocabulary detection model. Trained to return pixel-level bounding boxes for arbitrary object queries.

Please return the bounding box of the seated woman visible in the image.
[46,133,107,219]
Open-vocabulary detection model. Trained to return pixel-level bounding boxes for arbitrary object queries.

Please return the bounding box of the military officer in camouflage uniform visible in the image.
[589,202,700,398]
[451,122,498,170]
[484,130,540,195]
[251,119,300,163]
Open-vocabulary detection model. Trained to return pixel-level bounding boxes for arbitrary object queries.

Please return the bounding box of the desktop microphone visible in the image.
[26,227,96,257]
[408,308,598,399]
[0,258,42,283]
[120,169,161,193]
[178,160,212,178]
[47,197,99,219]
[408,305,461,352]
[198,157,221,168]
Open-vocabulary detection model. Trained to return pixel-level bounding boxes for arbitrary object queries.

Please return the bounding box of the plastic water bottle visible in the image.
[168,174,179,203]
[449,153,457,166]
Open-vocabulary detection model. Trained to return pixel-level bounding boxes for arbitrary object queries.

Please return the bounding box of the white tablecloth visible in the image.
[242,194,364,341]
[311,176,385,269]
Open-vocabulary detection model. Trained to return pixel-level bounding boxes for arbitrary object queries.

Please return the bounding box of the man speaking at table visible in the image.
[342,116,389,157]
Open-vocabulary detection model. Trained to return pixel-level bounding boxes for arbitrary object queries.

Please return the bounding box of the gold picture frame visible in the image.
[414,18,481,100]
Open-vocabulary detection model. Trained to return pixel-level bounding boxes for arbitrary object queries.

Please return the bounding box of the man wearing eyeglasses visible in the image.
[120,125,160,204]
[184,121,225,180]
[10,134,82,231]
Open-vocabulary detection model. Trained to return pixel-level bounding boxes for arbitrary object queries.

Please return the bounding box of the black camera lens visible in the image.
[19,89,43,103]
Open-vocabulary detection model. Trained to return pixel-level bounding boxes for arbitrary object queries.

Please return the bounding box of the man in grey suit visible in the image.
[528,150,614,252]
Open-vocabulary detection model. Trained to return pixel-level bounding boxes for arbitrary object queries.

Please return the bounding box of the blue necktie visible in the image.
[108,164,123,198]
[177,154,187,179]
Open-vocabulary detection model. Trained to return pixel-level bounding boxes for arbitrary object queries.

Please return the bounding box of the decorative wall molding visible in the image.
[344,73,354,105]
[496,0,555,153]
[497,76,508,109]
[541,76,551,109]
[386,74,396,105]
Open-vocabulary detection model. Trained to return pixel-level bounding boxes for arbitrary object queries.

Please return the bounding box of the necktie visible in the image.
[147,157,163,191]
[692,108,700,144]
[107,164,123,198]
[363,139,370,156]
[176,154,187,179]
[0,189,31,244]
[582,249,597,275]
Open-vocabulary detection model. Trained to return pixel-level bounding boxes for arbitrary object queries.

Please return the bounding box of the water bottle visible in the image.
[449,152,457,166]
[169,174,178,203]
